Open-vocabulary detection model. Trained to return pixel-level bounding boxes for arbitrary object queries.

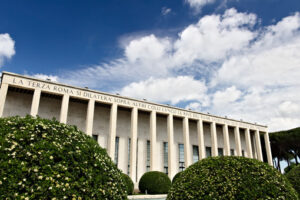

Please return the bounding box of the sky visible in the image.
[1,0,300,132]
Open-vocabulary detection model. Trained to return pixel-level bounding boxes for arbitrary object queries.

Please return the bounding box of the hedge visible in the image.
[172,171,183,184]
[286,164,300,195]
[122,173,134,195]
[167,156,298,200]
[0,115,127,199]
[139,171,171,194]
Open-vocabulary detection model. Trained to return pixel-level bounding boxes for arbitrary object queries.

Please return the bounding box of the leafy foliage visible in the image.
[172,171,182,184]
[286,164,300,195]
[138,171,171,194]
[270,127,300,171]
[285,163,297,174]
[0,115,127,200]
[122,173,134,195]
[167,157,298,200]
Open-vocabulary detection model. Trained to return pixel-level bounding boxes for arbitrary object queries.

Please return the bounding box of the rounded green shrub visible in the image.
[286,164,300,195]
[122,173,134,195]
[172,171,183,184]
[139,171,171,194]
[0,116,127,199]
[167,157,298,200]
[285,163,297,174]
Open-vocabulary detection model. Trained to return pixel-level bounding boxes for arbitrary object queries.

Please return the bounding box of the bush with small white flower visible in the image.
[0,115,127,199]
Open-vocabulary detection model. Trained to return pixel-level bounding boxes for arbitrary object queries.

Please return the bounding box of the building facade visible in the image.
[0,72,273,186]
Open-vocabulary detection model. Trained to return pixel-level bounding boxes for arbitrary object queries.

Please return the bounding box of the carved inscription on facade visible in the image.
[5,75,265,130]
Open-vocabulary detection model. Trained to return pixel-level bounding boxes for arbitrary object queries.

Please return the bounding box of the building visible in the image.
[0,72,273,186]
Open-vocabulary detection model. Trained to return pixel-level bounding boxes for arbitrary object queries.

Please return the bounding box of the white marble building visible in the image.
[0,72,272,186]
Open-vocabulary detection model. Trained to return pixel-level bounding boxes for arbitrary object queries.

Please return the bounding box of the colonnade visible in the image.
[0,79,273,183]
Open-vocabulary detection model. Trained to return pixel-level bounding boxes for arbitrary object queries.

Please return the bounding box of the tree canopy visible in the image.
[270,127,300,171]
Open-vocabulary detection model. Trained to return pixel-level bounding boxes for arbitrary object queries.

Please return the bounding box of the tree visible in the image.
[270,127,300,172]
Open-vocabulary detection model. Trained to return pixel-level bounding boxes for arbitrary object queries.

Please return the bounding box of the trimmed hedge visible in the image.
[139,171,171,194]
[172,171,182,184]
[122,173,134,195]
[167,157,298,200]
[286,164,300,195]
[0,116,127,199]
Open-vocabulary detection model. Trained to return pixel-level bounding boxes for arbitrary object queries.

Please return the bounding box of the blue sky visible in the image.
[1,0,300,132]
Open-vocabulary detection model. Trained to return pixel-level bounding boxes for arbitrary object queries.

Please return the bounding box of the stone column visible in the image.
[150,111,157,171]
[197,119,205,160]
[167,114,175,179]
[137,139,146,182]
[223,124,230,156]
[59,94,69,124]
[234,126,242,156]
[130,107,138,182]
[118,137,127,173]
[107,103,118,159]
[264,132,273,166]
[245,128,253,158]
[183,117,192,167]
[85,99,95,136]
[255,130,263,161]
[211,122,218,157]
[30,89,41,117]
[0,83,9,117]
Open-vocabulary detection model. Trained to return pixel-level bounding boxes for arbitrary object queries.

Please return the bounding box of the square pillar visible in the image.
[30,89,41,117]
[0,83,8,117]
[118,137,128,173]
[130,107,138,182]
[234,126,242,156]
[264,132,273,166]
[211,122,218,157]
[223,124,230,156]
[255,130,263,161]
[245,128,253,158]
[167,114,175,179]
[107,103,118,159]
[59,94,69,124]
[150,111,158,171]
[137,139,146,182]
[183,117,192,167]
[197,119,205,160]
[86,99,95,136]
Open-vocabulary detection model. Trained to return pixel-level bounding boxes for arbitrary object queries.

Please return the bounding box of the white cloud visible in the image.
[214,13,300,88]
[173,8,256,65]
[120,76,208,104]
[0,33,15,66]
[279,101,300,117]
[213,86,242,107]
[186,0,215,12]
[161,7,172,16]
[185,102,203,111]
[207,12,300,131]
[33,74,59,82]
[34,9,300,131]
[125,34,171,63]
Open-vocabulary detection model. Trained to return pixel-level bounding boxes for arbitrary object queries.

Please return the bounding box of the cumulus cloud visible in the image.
[0,33,15,66]
[214,13,300,88]
[35,9,300,131]
[173,8,256,65]
[120,76,208,104]
[125,34,171,63]
[212,86,242,107]
[208,12,300,131]
[185,0,215,12]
